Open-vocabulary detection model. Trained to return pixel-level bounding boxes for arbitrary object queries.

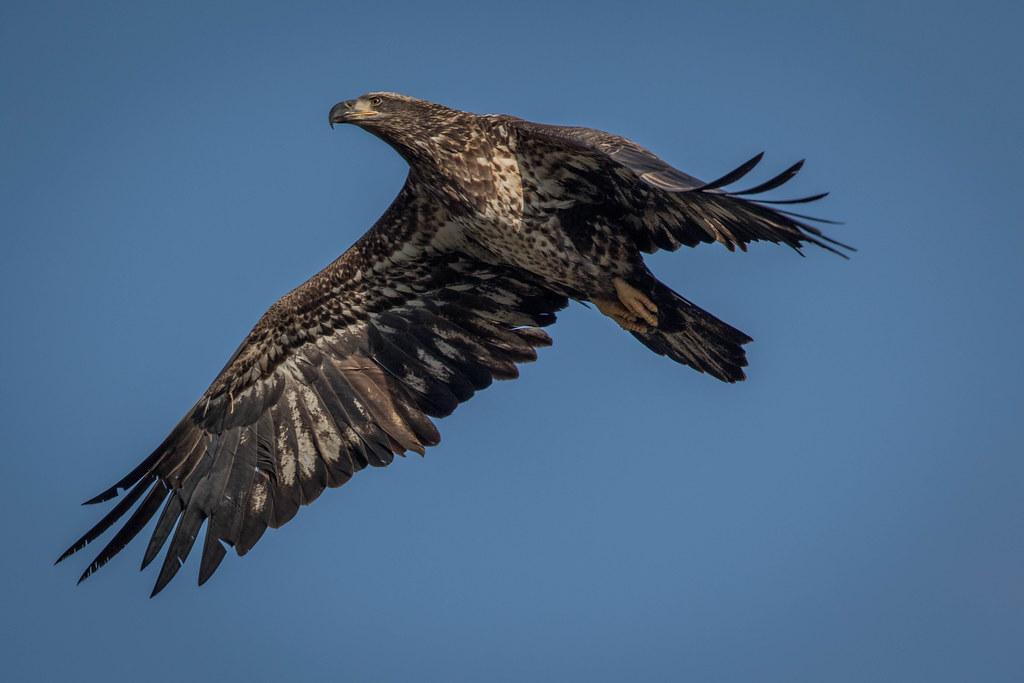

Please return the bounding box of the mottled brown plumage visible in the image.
[57,92,849,595]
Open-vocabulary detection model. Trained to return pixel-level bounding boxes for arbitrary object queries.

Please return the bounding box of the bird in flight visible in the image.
[57,92,850,596]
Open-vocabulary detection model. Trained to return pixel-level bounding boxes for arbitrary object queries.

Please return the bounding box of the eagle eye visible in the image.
[369,96,383,106]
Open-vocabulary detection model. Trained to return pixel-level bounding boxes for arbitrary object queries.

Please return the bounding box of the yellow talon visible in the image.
[593,278,659,332]
[613,278,658,326]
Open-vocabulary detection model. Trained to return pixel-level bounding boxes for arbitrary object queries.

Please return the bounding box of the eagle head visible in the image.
[328,92,464,163]
[328,92,453,130]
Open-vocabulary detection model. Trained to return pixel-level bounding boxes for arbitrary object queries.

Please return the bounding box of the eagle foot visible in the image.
[612,277,659,327]
[593,278,658,333]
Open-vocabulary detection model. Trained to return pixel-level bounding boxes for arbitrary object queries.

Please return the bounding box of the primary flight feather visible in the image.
[57,92,850,595]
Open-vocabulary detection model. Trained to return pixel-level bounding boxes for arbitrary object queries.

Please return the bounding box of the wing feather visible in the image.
[57,179,567,595]
[505,118,853,257]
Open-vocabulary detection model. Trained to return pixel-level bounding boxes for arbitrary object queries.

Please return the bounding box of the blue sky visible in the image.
[2,1,1022,681]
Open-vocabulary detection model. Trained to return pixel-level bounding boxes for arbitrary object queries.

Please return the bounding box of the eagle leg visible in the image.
[593,278,659,332]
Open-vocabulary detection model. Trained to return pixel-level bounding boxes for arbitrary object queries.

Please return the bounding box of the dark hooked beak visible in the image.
[329,100,378,128]
[328,100,354,128]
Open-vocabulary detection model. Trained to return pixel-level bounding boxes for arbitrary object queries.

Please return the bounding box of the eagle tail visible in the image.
[631,280,752,383]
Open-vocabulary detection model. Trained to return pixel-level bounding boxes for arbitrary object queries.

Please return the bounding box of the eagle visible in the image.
[57,92,850,596]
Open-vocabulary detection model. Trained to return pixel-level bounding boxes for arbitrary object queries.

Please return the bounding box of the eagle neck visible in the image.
[374,115,492,200]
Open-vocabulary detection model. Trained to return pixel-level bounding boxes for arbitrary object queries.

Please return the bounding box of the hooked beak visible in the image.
[328,100,379,128]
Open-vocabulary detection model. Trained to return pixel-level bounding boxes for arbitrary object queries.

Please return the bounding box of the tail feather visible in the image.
[632,280,752,383]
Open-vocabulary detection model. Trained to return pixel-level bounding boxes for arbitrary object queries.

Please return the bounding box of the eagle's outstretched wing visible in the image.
[56,180,568,596]
[504,119,852,257]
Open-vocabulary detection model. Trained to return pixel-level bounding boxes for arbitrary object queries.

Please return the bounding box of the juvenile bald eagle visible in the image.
[57,92,850,595]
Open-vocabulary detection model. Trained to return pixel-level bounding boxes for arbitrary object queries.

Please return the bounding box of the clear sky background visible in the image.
[2,1,1022,681]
